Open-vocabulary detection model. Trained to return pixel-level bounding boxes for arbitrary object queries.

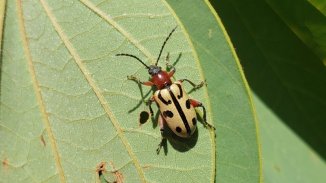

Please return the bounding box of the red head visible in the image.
[116,26,177,89]
[148,65,172,89]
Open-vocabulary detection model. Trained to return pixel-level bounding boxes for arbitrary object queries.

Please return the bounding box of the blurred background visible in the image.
[211,0,326,182]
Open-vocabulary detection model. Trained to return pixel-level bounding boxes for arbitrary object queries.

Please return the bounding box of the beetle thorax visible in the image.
[150,69,172,89]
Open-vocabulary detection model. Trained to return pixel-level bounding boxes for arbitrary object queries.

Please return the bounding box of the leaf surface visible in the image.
[165,1,262,182]
[1,0,260,182]
[254,94,326,183]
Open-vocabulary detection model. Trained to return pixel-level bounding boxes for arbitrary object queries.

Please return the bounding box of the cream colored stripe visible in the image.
[39,0,146,182]
[16,0,66,182]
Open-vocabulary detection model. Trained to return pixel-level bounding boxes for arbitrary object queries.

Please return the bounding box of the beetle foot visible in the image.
[127,75,139,82]
[194,80,207,90]
[156,144,162,154]
[204,122,215,130]
[156,138,166,154]
[145,100,151,106]
[145,100,154,116]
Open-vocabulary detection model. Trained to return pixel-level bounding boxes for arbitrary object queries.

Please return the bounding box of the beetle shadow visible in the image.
[127,80,160,129]
[165,53,182,73]
[164,128,199,153]
[157,125,198,155]
[138,111,150,125]
[168,52,206,95]
[161,110,212,154]
[128,80,152,114]
[125,53,203,155]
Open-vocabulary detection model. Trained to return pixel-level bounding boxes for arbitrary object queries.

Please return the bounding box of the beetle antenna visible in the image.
[116,53,150,69]
[155,26,178,66]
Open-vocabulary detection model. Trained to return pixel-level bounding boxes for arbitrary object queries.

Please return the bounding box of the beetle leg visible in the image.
[166,52,176,77]
[179,79,206,90]
[165,52,171,68]
[157,114,167,154]
[166,53,175,76]
[168,66,176,78]
[189,99,215,129]
[158,114,165,133]
[146,96,155,116]
[127,75,154,86]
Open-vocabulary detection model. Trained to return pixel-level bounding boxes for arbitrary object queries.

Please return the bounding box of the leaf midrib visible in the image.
[17,0,66,182]
[38,0,146,182]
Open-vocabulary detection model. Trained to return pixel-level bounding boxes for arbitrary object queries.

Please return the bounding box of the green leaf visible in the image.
[0,0,6,49]
[212,0,326,182]
[263,0,326,66]
[254,94,326,183]
[166,0,262,182]
[0,0,260,182]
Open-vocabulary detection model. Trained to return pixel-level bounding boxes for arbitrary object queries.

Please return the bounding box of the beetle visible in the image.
[116,26,213,153]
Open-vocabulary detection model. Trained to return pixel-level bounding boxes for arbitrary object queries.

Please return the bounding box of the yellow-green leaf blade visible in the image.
[0,0,61,182]
[166,0,262,182]
[1,0,215,182]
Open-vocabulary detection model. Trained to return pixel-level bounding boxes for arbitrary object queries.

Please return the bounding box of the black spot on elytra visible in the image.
[176,126,182,133]
[192,118,197,125]
[158,92,172,105]
[186,99,191,109]
[163,110,174,118]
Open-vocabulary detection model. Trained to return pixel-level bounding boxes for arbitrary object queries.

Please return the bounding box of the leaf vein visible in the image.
[79,0,156,64]
[17,0,67,182]
[39,0,146,182]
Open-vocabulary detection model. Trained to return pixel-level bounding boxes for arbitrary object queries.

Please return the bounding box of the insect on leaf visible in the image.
[0,0,261,182]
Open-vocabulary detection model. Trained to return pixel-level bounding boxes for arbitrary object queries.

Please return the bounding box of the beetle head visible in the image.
[148,65,161,76]
[116,26,177,76]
